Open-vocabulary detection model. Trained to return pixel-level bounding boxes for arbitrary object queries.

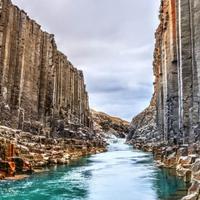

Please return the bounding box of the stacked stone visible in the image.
[0,0,92,135]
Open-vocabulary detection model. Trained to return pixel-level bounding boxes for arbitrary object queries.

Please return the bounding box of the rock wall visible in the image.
[0,0,92,136]
[128,0,200,145]
[127,95,159,142]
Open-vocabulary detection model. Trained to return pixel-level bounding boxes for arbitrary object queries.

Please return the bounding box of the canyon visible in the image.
[1,0,200,199]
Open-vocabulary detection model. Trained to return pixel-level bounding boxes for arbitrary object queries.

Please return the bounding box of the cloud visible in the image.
[12,0,160,121]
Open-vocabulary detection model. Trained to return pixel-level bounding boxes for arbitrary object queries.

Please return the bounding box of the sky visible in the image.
[12,0,160,122]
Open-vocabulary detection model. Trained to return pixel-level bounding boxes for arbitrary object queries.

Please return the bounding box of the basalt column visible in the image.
[128,0,200,145]
[189,0,200,143]
[176,0,193,144]
[154,0,179,143]
[0,0,92,136]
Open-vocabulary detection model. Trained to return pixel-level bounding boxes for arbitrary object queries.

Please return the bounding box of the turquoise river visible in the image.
[0,139,188,200]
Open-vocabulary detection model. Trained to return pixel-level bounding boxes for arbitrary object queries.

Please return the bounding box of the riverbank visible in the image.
[128,139,200,200]
[0,125,107,180]
[0,138,188,200]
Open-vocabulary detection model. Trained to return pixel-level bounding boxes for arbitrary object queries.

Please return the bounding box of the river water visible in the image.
[0,138,188,200]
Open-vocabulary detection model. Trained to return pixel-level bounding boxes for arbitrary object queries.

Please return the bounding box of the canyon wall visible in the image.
[0,0,92,136]
[128,0,200,145]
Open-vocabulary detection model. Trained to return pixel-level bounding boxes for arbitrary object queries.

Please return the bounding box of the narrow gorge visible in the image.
[1,0,200,200]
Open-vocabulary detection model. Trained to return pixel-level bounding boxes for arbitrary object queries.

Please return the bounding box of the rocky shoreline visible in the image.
[0,0,108,181]
[127,139,200,200]
[0,125,107,180]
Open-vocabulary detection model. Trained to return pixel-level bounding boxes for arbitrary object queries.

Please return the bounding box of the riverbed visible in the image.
[0,139,188,200]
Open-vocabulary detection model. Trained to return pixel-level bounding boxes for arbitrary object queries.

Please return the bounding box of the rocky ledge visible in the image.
[0,125,106,180]
[129,139,200,200]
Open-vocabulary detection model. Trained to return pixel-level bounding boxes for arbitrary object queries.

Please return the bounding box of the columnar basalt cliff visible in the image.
[0,0,107,177]
[128,1,200,199]
[128,0,200,145]
[0,0,92,135]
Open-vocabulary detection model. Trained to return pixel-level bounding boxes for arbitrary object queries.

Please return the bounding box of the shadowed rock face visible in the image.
[127,96,159,142]
[0,0,92,136]
[128,0,200,145]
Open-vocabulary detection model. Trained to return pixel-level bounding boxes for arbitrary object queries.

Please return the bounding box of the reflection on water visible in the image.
[0,138,187,200]
[155,169,188,200]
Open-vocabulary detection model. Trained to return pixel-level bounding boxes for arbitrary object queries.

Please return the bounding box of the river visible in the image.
[0,138,188,200]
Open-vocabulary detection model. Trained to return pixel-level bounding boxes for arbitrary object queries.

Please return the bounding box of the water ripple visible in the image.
[0,139,187,200]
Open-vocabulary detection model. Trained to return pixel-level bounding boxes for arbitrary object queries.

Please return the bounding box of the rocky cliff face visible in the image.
[127,96,159,142]
[0,0,107,173]
[91,110,129,138]
[127,1,200,198]
[128,0,200,145]
[0,0,92,137]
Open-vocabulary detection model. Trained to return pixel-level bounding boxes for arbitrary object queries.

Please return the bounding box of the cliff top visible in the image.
[91,109,130,126]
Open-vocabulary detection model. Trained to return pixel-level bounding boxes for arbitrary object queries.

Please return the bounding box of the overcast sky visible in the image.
[12,0,160,121]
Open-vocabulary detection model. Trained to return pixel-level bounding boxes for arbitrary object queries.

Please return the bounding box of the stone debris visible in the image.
[131,141,200,199]
[182,193,199,200]
[91,109,130,138]
[0,125,106,178]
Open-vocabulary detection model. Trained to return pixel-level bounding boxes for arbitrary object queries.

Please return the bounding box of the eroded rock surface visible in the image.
[0,126,106,169]
[91,109,129,138]
[127,96,159,142]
